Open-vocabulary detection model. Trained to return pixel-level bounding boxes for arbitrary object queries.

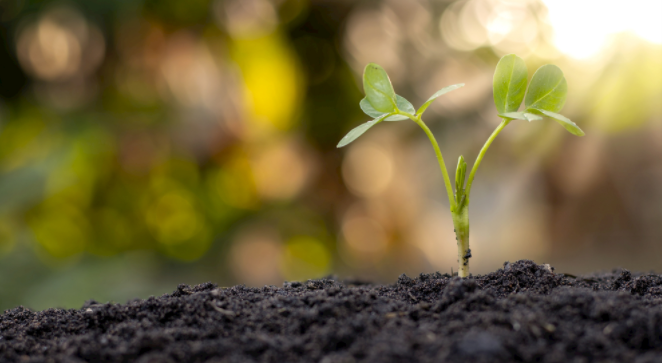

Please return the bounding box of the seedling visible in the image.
[338,54,584,277]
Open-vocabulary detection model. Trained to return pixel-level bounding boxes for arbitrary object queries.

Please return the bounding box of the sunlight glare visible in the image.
[542,0,662,59]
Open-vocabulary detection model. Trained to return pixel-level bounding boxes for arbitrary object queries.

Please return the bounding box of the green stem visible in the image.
[452,205,470,277]
[399,112,509,278]
[402,112,456,210]
[454,118,509,277]
[464,118,510,200]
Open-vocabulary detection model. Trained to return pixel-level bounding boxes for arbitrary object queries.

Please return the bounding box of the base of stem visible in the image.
[452,206,470,277]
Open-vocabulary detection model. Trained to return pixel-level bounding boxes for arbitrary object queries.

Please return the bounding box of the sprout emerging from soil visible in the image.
[337,54,584,277]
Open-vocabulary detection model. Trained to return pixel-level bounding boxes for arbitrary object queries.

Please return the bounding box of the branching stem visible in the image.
[400,111,510,278]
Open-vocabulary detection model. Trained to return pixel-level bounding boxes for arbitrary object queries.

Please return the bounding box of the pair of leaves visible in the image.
[337,64,404,148]
[493,54,584,136]
[338,63,464,148]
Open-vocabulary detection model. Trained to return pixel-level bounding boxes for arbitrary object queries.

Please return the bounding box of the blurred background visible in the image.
[0,0,660,311]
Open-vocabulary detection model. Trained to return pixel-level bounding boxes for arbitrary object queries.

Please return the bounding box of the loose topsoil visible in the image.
[2,260,662,363]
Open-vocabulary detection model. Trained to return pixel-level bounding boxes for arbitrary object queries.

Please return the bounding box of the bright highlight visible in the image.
[542,0,662,59]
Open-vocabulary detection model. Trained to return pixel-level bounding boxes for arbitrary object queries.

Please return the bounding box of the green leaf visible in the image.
[499,112,543,122]
[416,84,465,115]
[386,95,414,121]
[493,54,528,114]
[359,98,385,118]
[360,95,413,121]
[455,155,467,194]
[454,155,467,209]
[529,108,585,136]
[395,94,415,114]
[525,65,567,113]
[363,63,397,113]
[337,114,390,148]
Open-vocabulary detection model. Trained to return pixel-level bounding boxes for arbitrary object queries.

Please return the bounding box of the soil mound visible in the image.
[2,260,662,362]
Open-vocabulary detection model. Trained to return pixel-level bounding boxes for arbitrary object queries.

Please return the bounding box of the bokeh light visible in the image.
[341,141,394,198]
[229,226,283,286]
[16,7,106,81]
[280,236,331,281]
[251,138,313,201]
[0,0,660,311]
[439,0,543,56]
[340,205,389,263]
[542,0,662,59]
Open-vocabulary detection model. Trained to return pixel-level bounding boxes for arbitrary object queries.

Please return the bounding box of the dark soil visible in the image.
[2,260,662,363]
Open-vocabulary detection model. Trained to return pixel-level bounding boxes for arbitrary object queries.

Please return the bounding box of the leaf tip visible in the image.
[364,62,384,73]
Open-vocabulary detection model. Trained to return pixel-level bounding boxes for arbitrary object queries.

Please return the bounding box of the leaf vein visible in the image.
[365,79,397,109]
[530,77,564,107]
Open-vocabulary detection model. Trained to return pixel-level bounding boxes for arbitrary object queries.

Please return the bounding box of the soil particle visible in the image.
[2,260,662,363]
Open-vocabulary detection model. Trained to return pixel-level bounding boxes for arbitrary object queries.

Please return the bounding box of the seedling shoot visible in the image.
[338,54,584,277]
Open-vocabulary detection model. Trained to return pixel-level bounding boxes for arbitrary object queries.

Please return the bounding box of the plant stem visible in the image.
[452,204,470,277]
[452,118,510,277]
[408,114,468,276]
[401,112,510,278]
[464,119,510,200]
[404,113,456,210]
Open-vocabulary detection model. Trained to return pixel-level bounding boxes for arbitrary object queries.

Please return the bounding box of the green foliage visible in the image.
[498,112,542,122]
[339,66,463,148]
[416,84,465,115]
[358,97,384,118]
[337,54,586,277]
[530,109,585,136]
[455,155,467,208]
[336,114,390,148]
[362,63,397,113]
[491,54,583,137]
[525,64,567,113]
[391,95,415,120]
[360,95,413,121]
[493,54,528,114]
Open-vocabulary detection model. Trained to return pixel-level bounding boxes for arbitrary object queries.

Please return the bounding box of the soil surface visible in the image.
[2,260,662,363]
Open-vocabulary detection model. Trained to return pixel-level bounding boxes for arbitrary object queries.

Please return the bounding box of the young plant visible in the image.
[337,54,584,277]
